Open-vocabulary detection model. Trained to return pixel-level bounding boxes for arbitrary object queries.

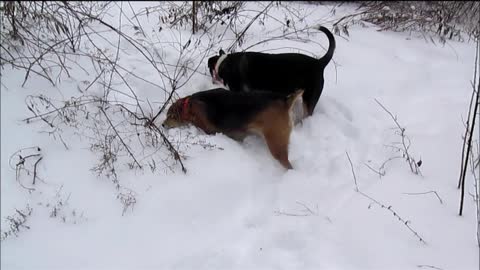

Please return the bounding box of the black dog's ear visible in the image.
[207,56,218,76]
[219,49,225,56]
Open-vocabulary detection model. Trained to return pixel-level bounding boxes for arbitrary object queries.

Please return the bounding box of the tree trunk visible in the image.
[459,40,480,216]
[192,1,197,34]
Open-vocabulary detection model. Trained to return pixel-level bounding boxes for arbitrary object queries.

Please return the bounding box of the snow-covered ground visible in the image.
[1,2,478,270]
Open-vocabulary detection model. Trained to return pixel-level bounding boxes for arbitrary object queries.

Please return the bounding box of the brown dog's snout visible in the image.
[161,119,170,129]
[161,118,180,129]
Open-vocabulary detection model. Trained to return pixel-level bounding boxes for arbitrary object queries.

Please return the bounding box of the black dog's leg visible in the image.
[304,79,325,116]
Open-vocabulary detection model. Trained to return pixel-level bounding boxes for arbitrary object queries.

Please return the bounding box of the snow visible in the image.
[1,2,478,270]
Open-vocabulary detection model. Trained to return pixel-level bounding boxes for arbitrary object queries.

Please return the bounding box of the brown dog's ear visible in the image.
[219,49,225,56]
[189,99,207,117]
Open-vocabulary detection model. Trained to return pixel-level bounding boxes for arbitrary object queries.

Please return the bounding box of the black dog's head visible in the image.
[207,49,226,80]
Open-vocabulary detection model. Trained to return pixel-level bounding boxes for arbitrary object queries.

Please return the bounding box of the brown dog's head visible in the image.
[162,97,191,129]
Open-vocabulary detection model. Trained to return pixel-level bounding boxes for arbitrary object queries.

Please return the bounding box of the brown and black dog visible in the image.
[207,26,335,118]
[162,88,304,169]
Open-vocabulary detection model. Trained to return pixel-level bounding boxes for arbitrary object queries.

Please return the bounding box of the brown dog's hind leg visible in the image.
[264,130,293,170]
[262,118,293,170]
[249,105,295,170]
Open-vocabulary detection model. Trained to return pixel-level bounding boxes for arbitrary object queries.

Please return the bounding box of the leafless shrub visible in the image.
[34,185,87,225]
[13,2,221,164]
[226,2,275,52]
[346,152,426,244]
[151,1,245,34]
[8,146,44,192]
[23,81,224,197]
[364,156,401,178]
[144,2,309,54]
[331,1,480,43]
[274,201,319,217]
[1,1,230,215]
[0,206,33,241]
[24,94,95,150]
[4,1,327,216]
[91,133,121,189]
[48,187,69,218]
[0,1,113,86]
[366,99,422,176]
[117,188,137,216]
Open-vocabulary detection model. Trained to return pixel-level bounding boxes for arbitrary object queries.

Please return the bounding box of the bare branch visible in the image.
[403,191,443,204]
[274,201,320,217]
[417,265,445,270]
[346,151,359,191]
[100,107,142,169]
[32,156,43,185]
[346,152,427,244]
[364,162,386,178]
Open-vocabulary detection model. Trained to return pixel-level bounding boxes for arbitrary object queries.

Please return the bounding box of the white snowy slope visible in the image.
[1,2,478,270]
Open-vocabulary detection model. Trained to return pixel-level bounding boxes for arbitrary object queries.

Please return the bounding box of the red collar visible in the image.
[182,97,190,119]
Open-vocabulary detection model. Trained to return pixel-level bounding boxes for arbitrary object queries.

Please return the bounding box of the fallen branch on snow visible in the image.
[346,151,427,244]
[0,205,33,241]
[403,191,443,205]
[8,146,44,192]
[417,265,445,270]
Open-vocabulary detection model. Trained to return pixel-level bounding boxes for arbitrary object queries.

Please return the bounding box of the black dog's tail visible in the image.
[316,26,336,66]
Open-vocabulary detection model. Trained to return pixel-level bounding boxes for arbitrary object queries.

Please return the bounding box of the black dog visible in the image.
[207,26,335,117]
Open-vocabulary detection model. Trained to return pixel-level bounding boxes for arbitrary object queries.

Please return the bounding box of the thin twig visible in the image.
[227,2,274,52]
[403,191,443,204]
[346,152,427,244]
[274,211,310,217]
[346,152,359,191]
[100,107,142,169]
[149,123,187,174]
[364,162,386,178]
[274,201,319,217]
[417,265,445,270]
[32,156,43,185]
